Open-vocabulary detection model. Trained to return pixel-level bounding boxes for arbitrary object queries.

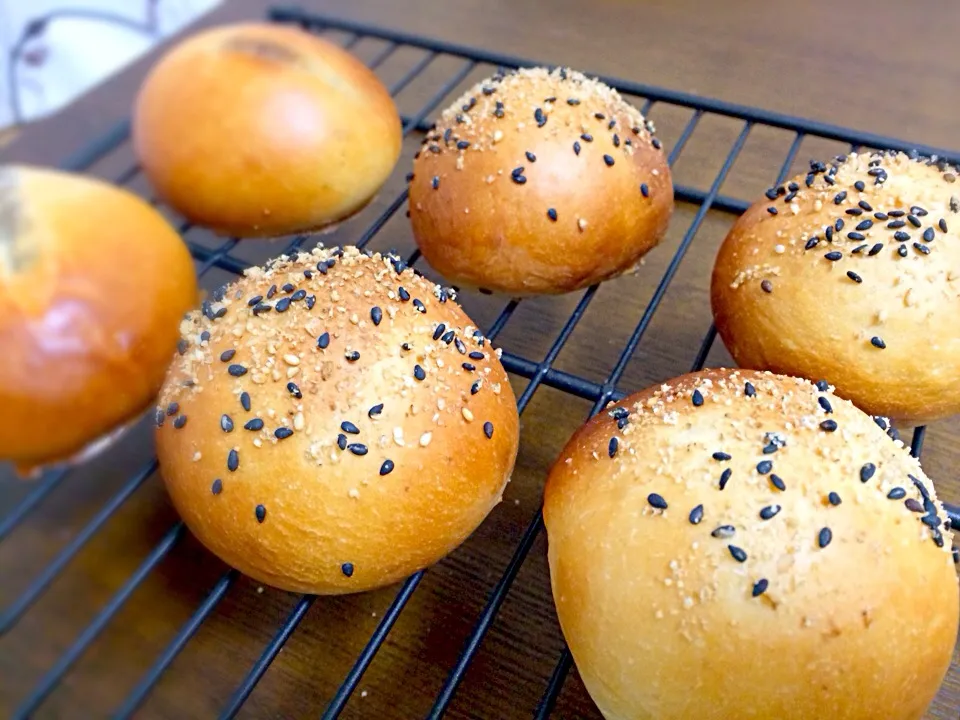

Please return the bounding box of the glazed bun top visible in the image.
[711,151,960,421]
[408,66,672,294]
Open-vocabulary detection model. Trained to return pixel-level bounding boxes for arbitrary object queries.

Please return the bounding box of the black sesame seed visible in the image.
[566,97,580,105]
[484,421,495,439]
[286,382,302,399]
[177,339,188,356]
[854,180,865,191]
[341,421,360,435]
[851,244,867,255]
[275,427,294,440]
[413,299,426,313]
[470,381,481,395]
[819,419,838,432]
[227,449,239,472]
[804,237,820,250]
[511,172,527,185]
[455,338,466,355]
[835,218,844,231]
[228,364,248,377]
[266,285,278,300]
[211,478,223,496]
[347,443,368,456]
[647,493,668,510]
[765,188,779,200]
[759,504,781,520]
[317,332,330,349]
[613,134,620,147]
[825,226,834,242]
[752,579,769,597]
[255,505,266,523]
[859,463,876,482]
[756,460,773,475]
[728,545,748,563]
[912,205,928,217]
[858,200,873,212]
[845,208,863,217]
[712,525,736,539]
[640,183,649,198]
[815,398,833,416]
[247,295,263,307]
[173,415,188,429]
[761,443,777,455]
[868,243,883,256]
[744,382,756,397]
[824,251,843,261]
[817,527,833,548]
[914,241,932,255]
[905,498,924,513]
[525,151,537,163]
[370,306,383,326]
[897,245,908,257]
[398,287,410,302]
[462,362,476,372]
[432,324,446,341]
[274,297,291,313]
[456,140,470,150]
[907,214,921,228]
[368,403,384,419]
[534,108,546,127]
[431,176,440,190]
[923,227,935,243]
[712,451,732,461]
[573,141,581,156]
[380,459,395,476]
[244,418,264,432]
[770,474,786,491]
[547,208,558,221]
[221,414,234,433]
[886,486,907,500]
[689,505,704,525]
[154,409,165,427]
[846,270,862,283]
[413,365,426,381]
[939,218,948,232]
[468,351,485,361]
[870,336,886,349]
[815,380,829,391]
[341,562,354,577]
[345,350,360,362]
[832,191,847,205]
[441,330,455,344]
[240,392,251,412]
[893,230,910,242]
[652,138,662,150]
[847,232,865,242]
[767,206,778,215]
[855,219,873,231]
[603,154,615,167]
[692,389,704,407]
[220,349,237,363]
[887,220,906,229]
[719,468,732,490]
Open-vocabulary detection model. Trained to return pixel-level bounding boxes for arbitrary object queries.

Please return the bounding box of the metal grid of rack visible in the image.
[2,5,959,718]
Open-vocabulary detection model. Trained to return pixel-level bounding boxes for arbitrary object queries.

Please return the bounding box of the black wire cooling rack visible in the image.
[3,5,960,719]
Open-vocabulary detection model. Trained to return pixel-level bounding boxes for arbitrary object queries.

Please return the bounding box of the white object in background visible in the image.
[0,0,222,130]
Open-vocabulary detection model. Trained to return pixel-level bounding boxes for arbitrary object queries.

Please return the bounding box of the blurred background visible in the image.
[0,0,220,136]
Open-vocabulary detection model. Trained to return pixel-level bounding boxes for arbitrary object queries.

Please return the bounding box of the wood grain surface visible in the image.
[2,1,959,718]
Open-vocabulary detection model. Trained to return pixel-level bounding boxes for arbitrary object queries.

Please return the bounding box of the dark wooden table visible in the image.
[2,1,959,718]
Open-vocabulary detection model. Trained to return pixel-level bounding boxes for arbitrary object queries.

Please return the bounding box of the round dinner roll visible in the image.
[156,246,519,594]
[544,369,958,720]
[133,23,402,237]
[712,151,960,421]
[408,67,673,295]
[0,165,198,473]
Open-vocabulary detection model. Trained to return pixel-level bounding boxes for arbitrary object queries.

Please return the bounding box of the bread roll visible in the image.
[0,165,198,473]
[408,67,673,295]
[133,23,402,237]
[156,246,519,594]
[712,151,960,421]
[544,368,958,720]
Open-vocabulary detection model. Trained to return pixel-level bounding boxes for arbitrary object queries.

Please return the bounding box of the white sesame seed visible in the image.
[293,413,305,431]
[774,244,785,254]
[419,431,432,447]
[192,451,202,462]
[349,488,360,499]
[283,354,300,366]
[578,218,588,231]
[393,427,405,446]
[462,407,474,422]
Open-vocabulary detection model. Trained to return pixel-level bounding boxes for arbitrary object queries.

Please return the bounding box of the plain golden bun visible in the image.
[408,67,673,295]
[712,151,960,421]
[0,165,198,473]
[156,246,519,594]
[544,368,958,720]
[133,23,402,237]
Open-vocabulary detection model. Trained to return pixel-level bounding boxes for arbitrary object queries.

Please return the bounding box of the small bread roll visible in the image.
[409,67,673,295]
[544,369,958,720]
[0,165,198,472]
[156,246,519,594]
[133,23,402,237]
[712,151,960,421]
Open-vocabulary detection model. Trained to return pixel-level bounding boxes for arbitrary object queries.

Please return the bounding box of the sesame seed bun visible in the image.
[155,246,519,594]
[544,369,958,720]
[408,67,673,295]
[132,23,402,238]
[711,151,960,421]
[0,165,198,474]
